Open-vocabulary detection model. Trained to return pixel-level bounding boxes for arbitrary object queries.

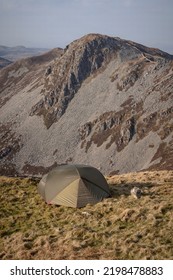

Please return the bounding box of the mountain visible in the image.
[0,34,173,176]
[0,57,12,69]
[0,45,49,62]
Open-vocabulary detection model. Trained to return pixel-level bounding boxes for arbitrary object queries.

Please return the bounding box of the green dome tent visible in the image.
[37,164,111,208]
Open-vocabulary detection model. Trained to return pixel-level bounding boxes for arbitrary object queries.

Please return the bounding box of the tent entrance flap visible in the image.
[50,178,80,207]
[77,179,99,208]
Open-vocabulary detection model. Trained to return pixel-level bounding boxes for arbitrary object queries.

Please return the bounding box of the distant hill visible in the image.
[0,45,49,62]
[0,57,12,69]
[0,34,173,176]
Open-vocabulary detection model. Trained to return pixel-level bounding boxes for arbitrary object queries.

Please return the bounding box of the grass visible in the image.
[0,170,173,260]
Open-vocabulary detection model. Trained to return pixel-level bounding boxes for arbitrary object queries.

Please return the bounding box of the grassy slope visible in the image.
[0,170,173,260]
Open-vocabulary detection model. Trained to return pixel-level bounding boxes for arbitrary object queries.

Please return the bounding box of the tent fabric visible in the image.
[37,164,111,208]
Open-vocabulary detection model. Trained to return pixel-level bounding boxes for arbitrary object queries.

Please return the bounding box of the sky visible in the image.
[0,0,173,54]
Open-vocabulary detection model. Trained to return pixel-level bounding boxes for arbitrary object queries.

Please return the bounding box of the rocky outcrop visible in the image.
[79,109,138,152]
[30,35,123,127]
[29,34,152,128]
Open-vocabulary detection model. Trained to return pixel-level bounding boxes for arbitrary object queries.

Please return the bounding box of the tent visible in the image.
[37,164,111,208]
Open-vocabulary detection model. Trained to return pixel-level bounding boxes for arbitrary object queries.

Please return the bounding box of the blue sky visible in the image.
[0,0,173,53]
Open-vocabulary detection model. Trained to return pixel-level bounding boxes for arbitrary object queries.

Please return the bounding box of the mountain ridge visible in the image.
[0,57,12,69]
[0,45,50,62]
[0,34,173,176]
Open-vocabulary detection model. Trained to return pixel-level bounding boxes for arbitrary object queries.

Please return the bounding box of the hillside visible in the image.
[0,33,173,176]
[0,57,12,69]
[0,170,173,260]
[0,45,49,62]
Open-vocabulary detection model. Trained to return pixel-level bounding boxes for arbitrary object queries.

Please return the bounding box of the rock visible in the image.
[0,146,12,159]
[100,122,107,132]
[107,118,115,129]
[131,187,142,199]
[45,66,52,76]
[78,122,92,139]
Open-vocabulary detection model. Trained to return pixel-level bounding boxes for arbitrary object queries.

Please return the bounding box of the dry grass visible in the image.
[0,170,173,260]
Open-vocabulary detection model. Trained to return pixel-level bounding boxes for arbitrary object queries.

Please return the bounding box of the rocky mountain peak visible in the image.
[30,34,152,128]
[30,34,122,127]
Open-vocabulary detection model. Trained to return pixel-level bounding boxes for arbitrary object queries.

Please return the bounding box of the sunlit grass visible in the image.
[0,170,173,259]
